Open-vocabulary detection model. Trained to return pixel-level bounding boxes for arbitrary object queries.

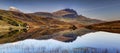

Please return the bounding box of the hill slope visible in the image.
[86,20,120,33]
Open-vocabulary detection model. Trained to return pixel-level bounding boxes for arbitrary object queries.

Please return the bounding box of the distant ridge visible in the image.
[32,12,54,17]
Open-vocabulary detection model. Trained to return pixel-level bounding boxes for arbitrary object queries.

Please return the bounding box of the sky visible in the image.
[0,0,120,21]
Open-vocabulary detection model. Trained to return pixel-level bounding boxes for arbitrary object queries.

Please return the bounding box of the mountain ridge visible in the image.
[0,9,73,30]
[31,8,103,26]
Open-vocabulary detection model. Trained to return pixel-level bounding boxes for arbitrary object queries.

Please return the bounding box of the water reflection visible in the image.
[0,27,95,44]
[0,32,120,53]
[0,29,27,44]
[53,28,95,42]
[2,26,120,53]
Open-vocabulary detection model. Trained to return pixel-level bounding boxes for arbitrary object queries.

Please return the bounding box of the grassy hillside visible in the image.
[0,9,73,30]
[0,10,27,27]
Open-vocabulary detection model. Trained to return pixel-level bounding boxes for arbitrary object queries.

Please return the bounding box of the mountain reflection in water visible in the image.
[0,27,94,44]
[0,32,120,53]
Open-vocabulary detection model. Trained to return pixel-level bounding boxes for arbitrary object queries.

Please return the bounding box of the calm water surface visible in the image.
[0,31,120,53]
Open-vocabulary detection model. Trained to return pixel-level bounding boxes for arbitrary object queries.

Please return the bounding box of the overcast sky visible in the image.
[0,0,120,21]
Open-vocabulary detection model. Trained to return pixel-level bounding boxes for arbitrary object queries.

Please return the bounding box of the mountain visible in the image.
[32,8,103,26]
[0,9,74,30]
[86,20,120,33]
[0,8,106,43]
[31,8,78,18]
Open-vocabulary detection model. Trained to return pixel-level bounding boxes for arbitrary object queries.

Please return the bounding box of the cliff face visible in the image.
[53,8,78,18]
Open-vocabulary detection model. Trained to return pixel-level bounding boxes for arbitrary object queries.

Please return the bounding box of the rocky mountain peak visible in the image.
[53,8,78,18]
[62,8,78,15]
